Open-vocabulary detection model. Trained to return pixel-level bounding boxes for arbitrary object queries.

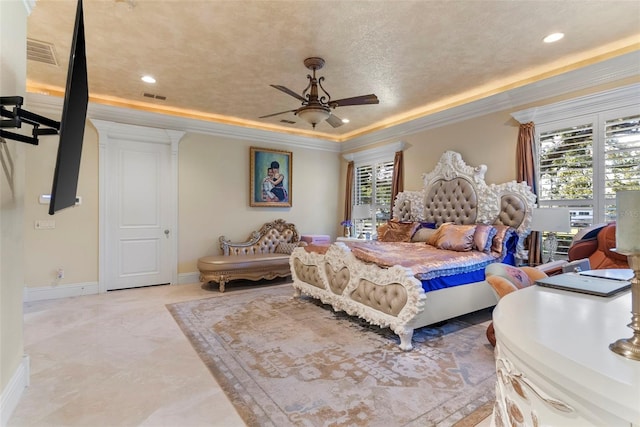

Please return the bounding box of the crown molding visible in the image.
[511,82,640,124]
[25,50,639,155]
[90,119,185,146]
[341,50,640,152]
[343,141,405,164]
[24,93,342,153]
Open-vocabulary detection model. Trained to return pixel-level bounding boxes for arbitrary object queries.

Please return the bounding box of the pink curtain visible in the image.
[516,122,541,265]
[344,161,354,223]
[391,150,404,211]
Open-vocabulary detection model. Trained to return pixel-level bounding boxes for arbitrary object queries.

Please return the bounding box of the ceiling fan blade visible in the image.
[326,114,344,128]
[330,94,379,107]
[270,85,307,102]
[259,109,297,119]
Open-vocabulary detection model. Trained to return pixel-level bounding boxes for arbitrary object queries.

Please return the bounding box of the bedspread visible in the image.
[345,241,499,280]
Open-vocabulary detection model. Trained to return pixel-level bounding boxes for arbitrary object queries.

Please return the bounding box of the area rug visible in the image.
[167,284,496,427]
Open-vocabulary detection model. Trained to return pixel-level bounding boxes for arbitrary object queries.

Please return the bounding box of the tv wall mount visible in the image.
[0,96,60,145]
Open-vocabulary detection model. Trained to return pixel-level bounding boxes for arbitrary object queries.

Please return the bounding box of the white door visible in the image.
[107,139,171,290]
[93,120,183,292]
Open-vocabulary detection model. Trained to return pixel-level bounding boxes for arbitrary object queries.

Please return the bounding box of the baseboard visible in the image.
[178,272,201,285]
[0,354,30,427]
[23,281,99,302]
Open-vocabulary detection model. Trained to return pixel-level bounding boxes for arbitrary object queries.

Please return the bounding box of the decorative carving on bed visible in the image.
[393,151,536,259]
[291,150,536,350]
[291,243,426,350]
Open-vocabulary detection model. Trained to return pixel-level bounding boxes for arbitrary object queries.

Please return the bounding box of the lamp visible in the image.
[296,105,330,128]
[530,207,571,262]
[609,189,640,361]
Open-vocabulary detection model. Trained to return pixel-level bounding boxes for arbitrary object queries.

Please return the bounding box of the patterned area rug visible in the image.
[167,284,496,427]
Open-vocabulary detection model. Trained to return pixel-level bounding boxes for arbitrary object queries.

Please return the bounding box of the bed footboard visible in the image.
[290,243,426,350]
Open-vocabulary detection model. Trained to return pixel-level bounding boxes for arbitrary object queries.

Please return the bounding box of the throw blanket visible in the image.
[305,241,505,281]
[348,241,498,280]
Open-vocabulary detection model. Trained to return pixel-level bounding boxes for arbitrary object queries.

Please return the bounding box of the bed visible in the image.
[289,151,536,350]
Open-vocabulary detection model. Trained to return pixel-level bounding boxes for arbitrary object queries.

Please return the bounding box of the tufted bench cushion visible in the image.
[198,253,292,270]
[198,253,293,291]
[197,219,303,292]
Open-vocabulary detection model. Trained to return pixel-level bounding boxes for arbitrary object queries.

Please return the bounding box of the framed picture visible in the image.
[250,147,292,207]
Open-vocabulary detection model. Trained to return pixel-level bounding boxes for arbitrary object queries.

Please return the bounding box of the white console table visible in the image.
[493,285,640,426]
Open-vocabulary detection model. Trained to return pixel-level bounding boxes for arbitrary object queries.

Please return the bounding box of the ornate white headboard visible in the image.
[393,151,536,257]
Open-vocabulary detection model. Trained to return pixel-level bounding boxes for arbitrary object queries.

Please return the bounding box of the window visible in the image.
[353,159,394,237]
[344,142,403,239]
[514,84,640,259]
[538,112,640,222]
[533,98,640,257]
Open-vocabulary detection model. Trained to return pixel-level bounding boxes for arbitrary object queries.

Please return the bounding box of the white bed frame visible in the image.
[290,151,536,350]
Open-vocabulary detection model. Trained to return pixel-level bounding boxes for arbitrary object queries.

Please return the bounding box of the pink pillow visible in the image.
[474,224,496,252]
[491,225,513,255]
[378,221,421,242]
[486,263,534,290]
[435,224,477,252]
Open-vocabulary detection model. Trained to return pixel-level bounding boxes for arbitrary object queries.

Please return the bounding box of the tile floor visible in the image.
[9,280,492,427]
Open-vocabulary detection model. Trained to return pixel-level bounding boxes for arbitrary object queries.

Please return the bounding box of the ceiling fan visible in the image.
[259,57,379,129]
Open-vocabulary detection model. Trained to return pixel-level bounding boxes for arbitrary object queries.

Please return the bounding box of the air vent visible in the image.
[27,39,58,65]
[280,119,296,124]
[142,92,166,100]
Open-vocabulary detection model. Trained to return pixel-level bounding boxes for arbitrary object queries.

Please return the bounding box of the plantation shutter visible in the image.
[355,165,373,205]
[604,114,640,220]
[539,122,594,203]
[353,160,395,237]
[374,160,394,210]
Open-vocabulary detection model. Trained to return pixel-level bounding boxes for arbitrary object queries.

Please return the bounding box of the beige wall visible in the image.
[22,125,342,286]
[178,133,340,273]
[401,110,521,190]
[23,124,99,287]
[22,76,639,290]
[1,0,27,394]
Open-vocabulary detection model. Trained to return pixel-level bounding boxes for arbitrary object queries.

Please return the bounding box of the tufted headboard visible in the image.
[393,151,536,258]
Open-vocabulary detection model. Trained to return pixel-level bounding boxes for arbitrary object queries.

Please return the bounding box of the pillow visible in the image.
[485,263,545,298]
[378,220,421,242]
[411,227,439,242]
[275,242,299,254]
[474,224,497,252]
[377,222,390,239]
[425,222,451,246]
[485,276,519,299]
[435,224,477,252]
[491,225,513,255]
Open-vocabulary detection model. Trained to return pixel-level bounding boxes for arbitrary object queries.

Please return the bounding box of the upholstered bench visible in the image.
[197,219,306,292]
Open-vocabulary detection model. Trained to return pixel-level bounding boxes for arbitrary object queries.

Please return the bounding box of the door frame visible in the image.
[92,119,184,293]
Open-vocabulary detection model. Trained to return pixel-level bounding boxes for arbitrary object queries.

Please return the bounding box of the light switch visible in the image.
[35,220,55,229]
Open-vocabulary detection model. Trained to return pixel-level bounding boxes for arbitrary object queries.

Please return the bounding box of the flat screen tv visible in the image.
[48,0,88,215]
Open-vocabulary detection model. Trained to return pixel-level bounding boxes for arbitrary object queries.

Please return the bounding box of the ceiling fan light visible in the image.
[297,106,330,127]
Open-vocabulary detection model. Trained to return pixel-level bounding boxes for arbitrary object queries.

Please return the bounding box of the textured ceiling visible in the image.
[25,0,640,141]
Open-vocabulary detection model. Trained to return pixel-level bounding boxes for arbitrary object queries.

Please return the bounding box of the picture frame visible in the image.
[250,147,292,207]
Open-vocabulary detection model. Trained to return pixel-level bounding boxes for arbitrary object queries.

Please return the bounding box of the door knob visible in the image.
[164,229,170,238]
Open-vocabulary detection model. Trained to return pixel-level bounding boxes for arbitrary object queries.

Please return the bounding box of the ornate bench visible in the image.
[197,219,306,292]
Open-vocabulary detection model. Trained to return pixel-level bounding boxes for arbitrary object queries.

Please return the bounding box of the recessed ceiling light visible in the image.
[543,33,564,43]
[341,118,350,124]
[141,75,156,84]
